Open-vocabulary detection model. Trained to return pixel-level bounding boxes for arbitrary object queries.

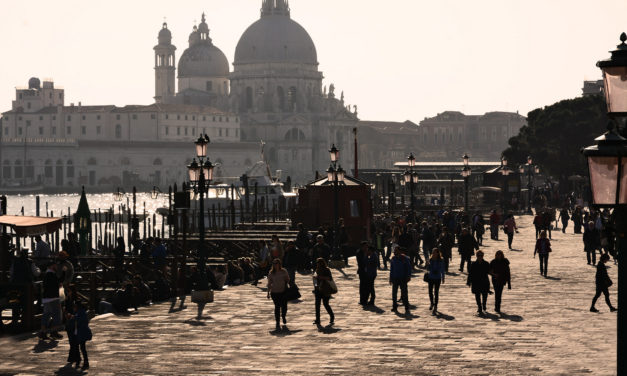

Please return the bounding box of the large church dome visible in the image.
[234,3,317,65]
[178,15,229,78]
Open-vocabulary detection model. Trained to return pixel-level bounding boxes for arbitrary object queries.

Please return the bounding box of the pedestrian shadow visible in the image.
[288,298,303,304]
[54,364,86,376]
[499,312,523,322]
[168,305,188,313]
[33,339,58,353]
[434,311,455,321]
[545,276,561,281]
[445,272,459,277]
[362,305,385,314]
[509,249,523,252]
[270,326,303,336]
[478,312,501,321]
[394,311,419,320]
[194,315,214,321]
[317,325,341,334]
[184,319,206,326]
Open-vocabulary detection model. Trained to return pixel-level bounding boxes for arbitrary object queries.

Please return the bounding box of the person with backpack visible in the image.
[467,250,491,315]
[426,248,445,315]
[503,214,518,250]
[590,254,617,313]
[389,247,412,314]
[534,230,552,277]
[489,250,511,313]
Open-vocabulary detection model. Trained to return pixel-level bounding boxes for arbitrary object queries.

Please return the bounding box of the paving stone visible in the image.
[0,216,618,375]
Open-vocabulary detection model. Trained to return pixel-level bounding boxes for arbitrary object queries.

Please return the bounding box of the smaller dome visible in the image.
[188,26,200,47]
[158,23,172,45]
[178,42,229,78]
[28,77,41,89]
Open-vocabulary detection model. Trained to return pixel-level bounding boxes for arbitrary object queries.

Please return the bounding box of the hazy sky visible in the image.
[1,0,625,122]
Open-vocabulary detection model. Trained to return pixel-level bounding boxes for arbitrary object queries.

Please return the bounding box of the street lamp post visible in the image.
[519,156,540,214]
[461,154,471,212]
[403,153,419,220]
[583,32,627,375]
[327,144,345,260]
[500,156,513,212]
[187,135,214,289]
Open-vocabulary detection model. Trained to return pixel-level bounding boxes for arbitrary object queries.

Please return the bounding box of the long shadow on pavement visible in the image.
[270,326,303,337]
[362,305,385,314]
[54,364,86,376]
[477,312,524,322]
[317,325,341,334]
[434,312,455,321]
[33,339,59,353]
[545,276,562,281]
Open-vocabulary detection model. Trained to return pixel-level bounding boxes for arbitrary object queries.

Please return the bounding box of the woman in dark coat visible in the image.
[583,221,599,266]
[66,301,92,370]
[489,250,511,313]
[313,258,335,326]
[467,250,491,314]
[590,254,616,313]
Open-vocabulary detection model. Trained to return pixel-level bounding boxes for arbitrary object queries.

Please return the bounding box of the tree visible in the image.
[503,95,607,179]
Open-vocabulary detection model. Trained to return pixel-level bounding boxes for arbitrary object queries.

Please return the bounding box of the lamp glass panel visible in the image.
[327,171,334,181]
[188,167,199,182]
[408,155,416,167]
[151,189,158,200]
[603,67,627,114]
[403,172,411,183]
[338,170,345,182]
[620,157,627,205]
[195,142,207,158]
[587,156,619,205]
[412,174,419,184]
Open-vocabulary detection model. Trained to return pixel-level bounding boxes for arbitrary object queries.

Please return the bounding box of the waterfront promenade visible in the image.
[0,216,617,375]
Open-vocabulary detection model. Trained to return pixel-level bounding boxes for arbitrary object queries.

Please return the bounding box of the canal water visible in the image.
[2,193,171,249]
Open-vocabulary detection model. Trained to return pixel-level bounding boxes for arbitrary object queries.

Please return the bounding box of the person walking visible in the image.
[558,207,570,234]
[458,228,478,273]
[437,226,454,273]
[267,259,290,331]
[420,222,435,266]
[39,262,63,340]
[357,241,378,306]
[467,250,490,314]
[489,250,511,313]
[426,248,445,315]
[534,230,552,277]
[313,258,335,326]
[283,241,299,287]
[389,247,412,314]
[489,210,501,240]
[583,221,600,266]
[590,254,617,313]
[503,214,518,250]
[66,301,92,370]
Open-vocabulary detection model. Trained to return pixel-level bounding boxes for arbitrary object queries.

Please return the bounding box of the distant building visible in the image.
[582,80,604,97]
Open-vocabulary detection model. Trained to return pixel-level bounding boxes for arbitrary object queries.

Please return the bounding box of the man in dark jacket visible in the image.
[583,221,600,265]
[39,262,63,340]
[590,254,616,312]
[356,241,378,306]
[420,222,435,265]
[389,247,412,314]
[312,235,331,265]
[458,228,479,273]
[467,251,491,314]
[437,226,455,273]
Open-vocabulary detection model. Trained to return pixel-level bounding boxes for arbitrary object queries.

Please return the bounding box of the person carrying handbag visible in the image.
[313,258,335,326]
[267,259,290,331]
[534,230,552,277]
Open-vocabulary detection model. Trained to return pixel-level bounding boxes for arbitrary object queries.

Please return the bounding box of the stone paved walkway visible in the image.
[0,216,618,375]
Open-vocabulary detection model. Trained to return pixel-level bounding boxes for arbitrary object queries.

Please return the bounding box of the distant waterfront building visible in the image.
[0,1,527,191]
[582,80,604,97]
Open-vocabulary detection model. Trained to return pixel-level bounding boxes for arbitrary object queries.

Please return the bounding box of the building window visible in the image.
[226,117,229,122]
[26,120,31,127]
[203,116,206,121]
[219,128,222,137]
[66,161,74,178]
[44,160,53,178]
[177,115,180,120]
[226,129,229,137]
[25,160,34,178]
[39,127,43,135]
[81,126,86,135]
[18,116,22,121]
[185,115,188,121]
[67,115,71,121]
[165,114,169,120]
[192,116,195,121]
[206,81,213,91]
[192,128,196,136]
[184,127,188,136]
[165,127,169,136]
[235,129,239,138]
[52,116,56,120]
[132,114,137,120]
[115,124,122,139]
[96,126,101,135]
[177,127,181,135]
[3,161,11,179]
[150,114,156,120]
[3,127,7,136]
[27,102,31,109]
[66,126,71,135]
[213,116,216,121]
[14,161,23,179]
[39,116,43,121]
[202,128,206,134]
[219,116,222,122]
[82,115,86,120]
[97,115,101,120]
[52,127,56,135]
[18,127,22,135]
[349,200,360,217]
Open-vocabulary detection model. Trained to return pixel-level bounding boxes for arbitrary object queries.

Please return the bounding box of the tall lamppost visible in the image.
[187,134,214,286]
[461,153,471,212]
[519,156,540,214]
[403,152,419,219]
[500,156,513,211]
[327,144,345,259]
[583,32,627,375]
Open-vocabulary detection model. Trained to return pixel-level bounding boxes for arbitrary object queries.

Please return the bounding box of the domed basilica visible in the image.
[155,0,359,182]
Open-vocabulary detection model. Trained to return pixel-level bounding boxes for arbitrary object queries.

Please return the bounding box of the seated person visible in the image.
[132,275,152,306]
[227,261,244,285]
[211,265,227,289]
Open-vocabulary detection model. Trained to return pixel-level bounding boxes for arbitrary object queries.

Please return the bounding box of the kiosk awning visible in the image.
[0,215,63,237]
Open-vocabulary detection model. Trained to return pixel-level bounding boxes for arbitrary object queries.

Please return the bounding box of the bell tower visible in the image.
[154,22,177,103]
